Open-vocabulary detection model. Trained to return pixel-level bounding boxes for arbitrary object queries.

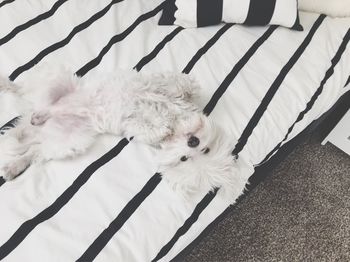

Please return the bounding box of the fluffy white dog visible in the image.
[0,68,246,203]
[158,117,248,203]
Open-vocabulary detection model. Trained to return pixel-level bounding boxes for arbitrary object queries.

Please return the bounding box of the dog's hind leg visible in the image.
[30,110,51,126]
[30,72,80,127]
[1,113,97,180]
[0,119,40,180]
[1,148,37,180]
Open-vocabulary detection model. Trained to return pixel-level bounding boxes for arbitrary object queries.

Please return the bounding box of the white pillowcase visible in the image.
[299,0,350,17]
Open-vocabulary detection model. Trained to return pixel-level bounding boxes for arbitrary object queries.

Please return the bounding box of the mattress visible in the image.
[0,0,349,261]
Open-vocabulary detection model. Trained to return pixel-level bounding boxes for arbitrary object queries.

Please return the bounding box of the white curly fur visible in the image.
[0,67,246,203]
[158,116,248,203]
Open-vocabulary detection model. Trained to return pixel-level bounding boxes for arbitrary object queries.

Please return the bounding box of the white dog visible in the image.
[158,117,248,203]
[0,68,246,203]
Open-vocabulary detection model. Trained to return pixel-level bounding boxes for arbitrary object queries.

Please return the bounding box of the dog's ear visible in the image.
[156,73,199,101]
[173,74,200,101]
[159,132,180,149]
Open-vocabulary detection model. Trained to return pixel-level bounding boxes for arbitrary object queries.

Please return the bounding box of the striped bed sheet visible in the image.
[0,0,349,261]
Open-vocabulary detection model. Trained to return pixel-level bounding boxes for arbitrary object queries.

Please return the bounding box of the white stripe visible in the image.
[222,0,250,24]
[248,16,350,164]
[270,0,298,28]
[0,0,113,78]
[0,0,57,36]
[174,0,197,28]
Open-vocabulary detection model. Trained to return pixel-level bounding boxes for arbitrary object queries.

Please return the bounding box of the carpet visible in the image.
[183,138,350,262]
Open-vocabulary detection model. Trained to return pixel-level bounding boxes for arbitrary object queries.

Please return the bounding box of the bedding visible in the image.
[299,0,350,18]
[159,0,303,30]
[0,0,349,261]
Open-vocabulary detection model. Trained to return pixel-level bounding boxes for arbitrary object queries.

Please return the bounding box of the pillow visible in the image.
[159,0,303,31]
[299,0,350,18]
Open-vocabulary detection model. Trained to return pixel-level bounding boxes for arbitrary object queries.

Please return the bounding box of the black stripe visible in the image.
[158,0,176,25]
[203,25,278,115]
[197,0,223,27]
[345,76,350,87]
[152,188,218,261]
[244,0,276,25]
[182,23,234,74]
[231,15,326,157]
[76,173,162,261]
[9,0,123,81]
[0,0,15,9]
[292,12,304,31]
[0,116,20,134]
[0,138,129,260]
[0,0,69,46]
[258,28,350,165]
[134,26,184,72]
[75,1,166,77]
[1,116,19,184]
[0,177,5,187]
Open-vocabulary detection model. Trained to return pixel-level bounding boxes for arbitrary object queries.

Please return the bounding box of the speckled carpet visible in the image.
[183,138,350,262]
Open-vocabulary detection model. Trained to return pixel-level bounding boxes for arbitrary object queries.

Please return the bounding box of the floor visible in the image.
[183,138,350,262]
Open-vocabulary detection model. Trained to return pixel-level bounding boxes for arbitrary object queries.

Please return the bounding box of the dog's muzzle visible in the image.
[187,136,200,148]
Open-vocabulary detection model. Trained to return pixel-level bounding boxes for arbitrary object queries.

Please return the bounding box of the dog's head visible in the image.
[157,113,248,202]
[157,113,245,201]
[158,113,216,169]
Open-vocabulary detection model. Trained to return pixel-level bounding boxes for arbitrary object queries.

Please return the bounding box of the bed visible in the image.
[0,0,349,261]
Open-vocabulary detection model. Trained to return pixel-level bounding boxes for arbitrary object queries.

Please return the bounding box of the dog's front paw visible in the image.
[31,111,50,126]
[2,165,19,181]
[1,159,29,181]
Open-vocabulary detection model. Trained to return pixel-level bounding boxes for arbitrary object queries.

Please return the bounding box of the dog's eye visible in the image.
[180,156,188,162]
[203,147,210,154]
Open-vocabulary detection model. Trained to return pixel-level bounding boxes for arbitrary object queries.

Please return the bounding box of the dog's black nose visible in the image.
[187,136,200,148]
[180,156,188,162]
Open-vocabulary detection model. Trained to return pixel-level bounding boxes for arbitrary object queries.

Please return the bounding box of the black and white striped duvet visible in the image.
[0,0,349,261]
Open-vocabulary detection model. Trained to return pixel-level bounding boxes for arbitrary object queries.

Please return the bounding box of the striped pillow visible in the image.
[159,0,303,31]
